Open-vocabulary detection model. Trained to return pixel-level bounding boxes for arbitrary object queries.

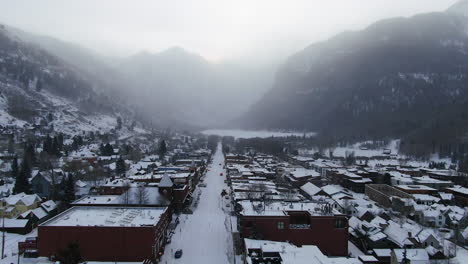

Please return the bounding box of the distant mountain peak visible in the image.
[447,0,468,16]
[163,46,189,54]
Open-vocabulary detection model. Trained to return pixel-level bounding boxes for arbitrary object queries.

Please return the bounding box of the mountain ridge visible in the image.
[240,8,468,155]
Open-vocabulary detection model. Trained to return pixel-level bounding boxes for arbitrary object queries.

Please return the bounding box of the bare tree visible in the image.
[122,181,131,205]
[135,185,148,205]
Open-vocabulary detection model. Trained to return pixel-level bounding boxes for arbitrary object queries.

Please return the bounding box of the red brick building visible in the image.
[38,206,171,262]
[238,201,348,256]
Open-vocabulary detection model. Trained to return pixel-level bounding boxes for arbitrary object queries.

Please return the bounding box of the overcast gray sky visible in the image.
[0,0,458,63]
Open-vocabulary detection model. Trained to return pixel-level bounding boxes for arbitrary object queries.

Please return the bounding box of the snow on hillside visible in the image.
[0,92,27,127]
[330,140,400,158]
[0,79,119,135]
[40,90,118,134]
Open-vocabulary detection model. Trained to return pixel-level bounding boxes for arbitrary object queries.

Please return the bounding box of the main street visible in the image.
[160,143,233,263]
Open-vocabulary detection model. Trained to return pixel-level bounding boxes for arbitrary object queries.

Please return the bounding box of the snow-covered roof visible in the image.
[244,239,360,264]
[3,192,40,206]
[447,186,468,195]
[373,249,392,257]
[358,255,378,262]
[383,221,421,247]
[392,249,429,262]
[438,192,454,200]
[21,207,48,220]
[3,219,29,228]
[239,201,340,217]
[369,232,387,242]
[31,170,64,184]
[300,182,323,196]
[289,168,320,178]
[322,185,343,196]
[159,174,174,188]
[72,195,121,205]
[41,206,168,227]
[396,185,436,192]
[412,194,440,203]
[75,180,87,188]
[40,200,57,213]
[369,216,387,227]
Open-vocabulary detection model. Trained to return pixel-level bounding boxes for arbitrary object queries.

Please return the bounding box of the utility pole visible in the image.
[1,213,5,259]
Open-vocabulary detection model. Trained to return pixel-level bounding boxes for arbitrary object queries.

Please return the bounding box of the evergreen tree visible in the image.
[99,143,106,155]
[23,143,36,167]
[11,156,19,179]
[63,174,76,205]
[57,134,64,151]
[43,135,51,154]
[104,143,114,156]
[13,160,32,194]
[7,136,14,153]
[56,242,82,264]
[158,140,167,159]
[116,157,126,176]
[47,112,53,122]
[52,137,60,156]
[35,79,43,92]
[116,117,122,130]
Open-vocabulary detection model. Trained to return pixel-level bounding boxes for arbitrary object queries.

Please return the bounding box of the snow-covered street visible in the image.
[160,143,233,263]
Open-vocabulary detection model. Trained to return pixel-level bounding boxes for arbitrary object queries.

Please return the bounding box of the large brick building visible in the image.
[38,206,171,262]
[238,201,348,256]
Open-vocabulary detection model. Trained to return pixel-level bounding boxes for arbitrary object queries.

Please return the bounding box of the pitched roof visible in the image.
[20,207,48,220]
[3,219,29,228]
[3,192,40,206]
[40,200,57,213]
[159,174,174,188]
[75,180,87,188]
[392,249,429,262]
[300,182,322,196]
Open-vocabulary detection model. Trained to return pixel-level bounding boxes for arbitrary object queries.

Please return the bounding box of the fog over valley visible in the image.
[0,0,457,130]
[4,1,468,264]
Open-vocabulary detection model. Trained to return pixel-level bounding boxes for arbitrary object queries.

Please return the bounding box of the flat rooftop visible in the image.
[396,185,436,191]
[239,201,341,217]
[41,206,167,227]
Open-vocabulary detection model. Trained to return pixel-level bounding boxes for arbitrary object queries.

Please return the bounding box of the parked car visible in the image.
[175,249,183,259]
[220,173,223,176]
[199,183,207,187]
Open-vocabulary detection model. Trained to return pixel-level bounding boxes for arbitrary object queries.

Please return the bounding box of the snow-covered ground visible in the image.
[330,140,400,158]
[0,229,37,264]
[160,143,234,263]
[348,241,364,257]
[201,129,315,139]
[452,246,468,264]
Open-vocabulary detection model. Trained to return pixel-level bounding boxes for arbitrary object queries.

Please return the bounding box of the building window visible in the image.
[277,222,285,229]
[334,218,346,229]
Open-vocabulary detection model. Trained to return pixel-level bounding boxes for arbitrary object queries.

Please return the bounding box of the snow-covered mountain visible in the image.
[241,2,468,154]
[0,25,134,135]
[447,0,468,16]
[117,47,273,128]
